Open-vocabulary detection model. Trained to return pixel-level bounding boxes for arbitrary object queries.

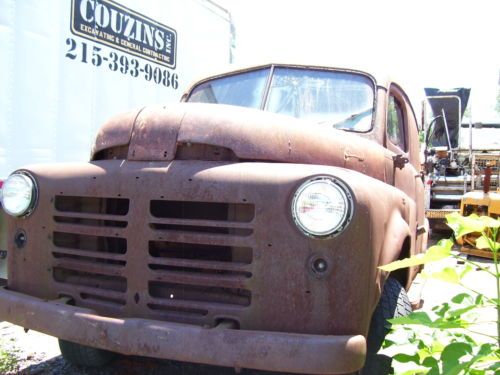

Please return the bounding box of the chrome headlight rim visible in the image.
[1,171,38,218]
[291,175,354,238]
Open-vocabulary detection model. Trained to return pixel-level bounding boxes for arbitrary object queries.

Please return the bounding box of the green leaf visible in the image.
[441,342,472,374]
[447,304,476,319]
[478,215,500,228]
[441,342,470,357]
[474,294,484,306]
[464,344,499,373]
[379,239,453,271]
[446,212,486,238]
[430,340,445,355]
[475,235,500,251]
[451,293,473,304]
[433,303,451,317]
[422,267,461,284]
[476,343,495,357]
[389,311,434,326]
[394,353,421,364]
[422,356,440,375]
[454,333,477,346]
[459,264,474,279]
[486,360,500,371]
[390,310,471,329]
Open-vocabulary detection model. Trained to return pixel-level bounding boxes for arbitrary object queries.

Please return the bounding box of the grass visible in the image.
[0,340,20,374]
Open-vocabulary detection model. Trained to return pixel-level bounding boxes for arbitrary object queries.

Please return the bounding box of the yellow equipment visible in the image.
[458,161,499,258]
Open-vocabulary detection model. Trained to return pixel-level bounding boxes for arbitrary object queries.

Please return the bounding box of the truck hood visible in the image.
[92,103,388,182]
[425,87,471,149]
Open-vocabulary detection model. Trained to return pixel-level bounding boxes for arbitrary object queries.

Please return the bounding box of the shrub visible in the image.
[379,214,499,374]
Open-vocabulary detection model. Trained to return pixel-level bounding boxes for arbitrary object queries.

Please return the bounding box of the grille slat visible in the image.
[54,216,128,229]
[146,305,209,325]
[54,282,126,301]
[54,223,127,238]
[149,270,249,290]
[54,211,129,222]
[53,267,127,292]
[53,232,127,255]
[149,217,253,229]
[149,281,251,307]
[149,231,252,248]
[52,247,126,262]
[80,292,126,307]
[147,297,247,314]
[54,259,125,277]
[147,257,251,273]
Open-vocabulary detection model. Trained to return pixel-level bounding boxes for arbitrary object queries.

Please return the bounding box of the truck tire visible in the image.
[58,339,115,367]
[361,277,412,375]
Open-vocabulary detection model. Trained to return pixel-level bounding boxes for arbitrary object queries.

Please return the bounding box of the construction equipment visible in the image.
[424,87,500,229]
[458,162,500,258]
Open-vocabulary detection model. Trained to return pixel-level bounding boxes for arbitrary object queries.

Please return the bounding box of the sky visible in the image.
[217,0,500,121]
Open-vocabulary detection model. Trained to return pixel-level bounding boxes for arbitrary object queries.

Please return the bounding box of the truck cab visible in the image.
[0,64,426,374]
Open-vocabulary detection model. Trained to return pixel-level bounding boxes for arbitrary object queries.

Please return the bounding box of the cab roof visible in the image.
[183,62,396,96]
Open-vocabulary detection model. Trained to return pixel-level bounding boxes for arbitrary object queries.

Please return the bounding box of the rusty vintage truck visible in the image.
[0,64,427,374]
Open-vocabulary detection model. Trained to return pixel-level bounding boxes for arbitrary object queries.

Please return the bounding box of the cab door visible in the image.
[386,86,417,197]
[385,84,426,256]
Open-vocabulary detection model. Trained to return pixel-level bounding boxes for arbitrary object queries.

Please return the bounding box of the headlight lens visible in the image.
[1,172,37,217]
[292,176,353,237]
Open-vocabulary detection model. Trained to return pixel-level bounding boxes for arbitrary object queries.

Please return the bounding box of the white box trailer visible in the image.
[0,0,234,279]
[0,0,233,178]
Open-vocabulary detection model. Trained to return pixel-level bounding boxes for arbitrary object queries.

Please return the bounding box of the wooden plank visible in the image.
[460,246,495,260]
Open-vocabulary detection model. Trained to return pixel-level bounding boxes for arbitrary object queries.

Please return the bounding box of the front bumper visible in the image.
[0,286,366,374]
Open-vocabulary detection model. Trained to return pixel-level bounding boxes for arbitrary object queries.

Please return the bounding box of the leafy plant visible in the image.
[0,340,20,374]
[379,213,500,374]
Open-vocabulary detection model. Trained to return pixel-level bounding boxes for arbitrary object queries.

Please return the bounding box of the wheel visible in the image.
[58,339,116,367]
[361,277,412,375]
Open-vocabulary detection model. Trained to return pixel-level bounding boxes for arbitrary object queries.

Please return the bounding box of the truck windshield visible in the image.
[188,67,375,132]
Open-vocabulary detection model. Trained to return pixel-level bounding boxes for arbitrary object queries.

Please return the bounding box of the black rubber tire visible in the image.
[361,277,412,375]
[58,339,116,367]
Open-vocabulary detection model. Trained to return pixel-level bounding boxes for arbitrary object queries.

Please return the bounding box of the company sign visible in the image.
[71,0,177,68]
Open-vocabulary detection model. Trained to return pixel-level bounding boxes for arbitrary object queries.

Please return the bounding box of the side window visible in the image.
[387,95,406,151]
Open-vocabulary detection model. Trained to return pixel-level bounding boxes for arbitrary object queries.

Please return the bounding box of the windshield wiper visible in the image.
[328,108,373,129]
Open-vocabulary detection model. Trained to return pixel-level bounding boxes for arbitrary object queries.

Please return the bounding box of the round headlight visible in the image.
[1,172,37,217]
[292,176,353,237]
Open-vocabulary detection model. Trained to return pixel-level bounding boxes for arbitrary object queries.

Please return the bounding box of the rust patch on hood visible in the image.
[127,106,185,161]
[92,108,142,157]
[91,103,387,182]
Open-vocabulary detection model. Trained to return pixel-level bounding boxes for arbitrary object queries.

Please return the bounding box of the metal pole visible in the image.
[441,108,453,159]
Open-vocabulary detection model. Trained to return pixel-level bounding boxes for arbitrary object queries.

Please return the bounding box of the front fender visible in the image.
[379,210,411,269]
